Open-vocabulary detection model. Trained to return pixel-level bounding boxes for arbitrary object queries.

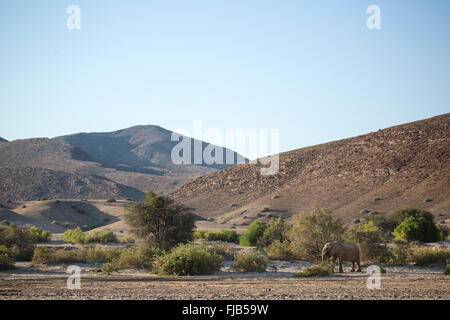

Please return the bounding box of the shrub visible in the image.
[388,240,412,265]
[32,246,122,266]
[63,228,118,244]
[88,230,118,244]
[116,245,162,270]
[373,197,382,202]
[424,198,433,203]
[153,243,223,276]
[29,226,51,242]
[63,227,87,244]
[258,216,291,248]
[352,219,361,224]
[265,240,297,261]
[206,243,236,259]
[239,220,267,247]
[230,251,268,272]
[0,225,36,261]
[124,191,195,250]
[106,198,116,203]
[120,235,135,244]
[193,230,208,239]
[102,263,115,274]
[409,247,450,266]
[194,229,239,243]
[393,216,442,243]
[32,247,56,265]
[347,220,381,261]
[295,264,333,277]
[289,207,345,262]
[0,253,15,270]
[83,245,121,263]
[390,207,434,225]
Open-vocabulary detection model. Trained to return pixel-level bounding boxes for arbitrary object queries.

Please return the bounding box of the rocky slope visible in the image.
[171,113,450,224]
[0,167,144,202]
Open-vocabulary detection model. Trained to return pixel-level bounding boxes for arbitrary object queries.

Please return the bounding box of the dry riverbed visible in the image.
[0,261,448,300]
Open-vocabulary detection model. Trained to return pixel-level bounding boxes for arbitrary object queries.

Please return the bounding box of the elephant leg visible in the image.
[339,258,343,273]
[357,260,362,272]
[351,262,355,272]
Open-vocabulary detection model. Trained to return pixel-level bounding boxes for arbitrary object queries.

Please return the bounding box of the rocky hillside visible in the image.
[0,167,144,202]
[0,125,245,199]
[171,113,450,224]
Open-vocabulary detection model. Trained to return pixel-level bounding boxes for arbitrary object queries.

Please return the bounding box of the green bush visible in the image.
[231,251,268,272]
[29,226,51,242]
[106,198,117,203]
[265,240,296,261]
[32,245,122,266]
[116,245,162,270]
[62,227,118,244]
[295,264,333,277]
[393,216,442,243]
[193,229,239,243]
[258,216,291,248]
[0,225,36,261]
[120,235,135,244]
[63,227,87,244]
[0,253,15,270]
[153,243,223,276]
[88,230,118,244]
[239,220,267,247]
[32,247,56,265]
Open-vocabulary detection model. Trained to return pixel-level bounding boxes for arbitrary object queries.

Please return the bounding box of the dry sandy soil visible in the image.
[0,262,448,300]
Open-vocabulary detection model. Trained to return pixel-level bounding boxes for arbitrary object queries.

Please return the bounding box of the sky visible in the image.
[0,0,449,157]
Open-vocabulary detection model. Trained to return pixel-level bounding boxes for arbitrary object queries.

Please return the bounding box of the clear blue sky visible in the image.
[1,0,449,156]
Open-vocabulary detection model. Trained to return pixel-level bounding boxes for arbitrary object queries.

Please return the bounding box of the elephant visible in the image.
[322,242,362,273]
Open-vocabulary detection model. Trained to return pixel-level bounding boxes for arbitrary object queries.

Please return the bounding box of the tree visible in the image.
[393,216,442,243]
[258,216,292,248]
[289,207,346,262]
[124,191,195,249]
[239,219,267,247]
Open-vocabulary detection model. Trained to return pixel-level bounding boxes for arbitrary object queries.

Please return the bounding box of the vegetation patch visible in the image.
[295,264,333,277]
[125,191,195,250]
[29,226,51,242]
[193,229,239,243]
[230,251,268,272]
[62,227,118,244]
[153,243,223,276]
[239,220,267,247]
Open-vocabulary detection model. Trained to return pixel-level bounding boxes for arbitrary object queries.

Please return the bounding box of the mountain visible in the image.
[0,137,8,143]
[0,167,144,202]
[0,126,245,200]
[170,113,450,224]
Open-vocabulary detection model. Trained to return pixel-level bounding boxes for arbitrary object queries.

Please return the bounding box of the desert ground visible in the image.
[1,260,448,300]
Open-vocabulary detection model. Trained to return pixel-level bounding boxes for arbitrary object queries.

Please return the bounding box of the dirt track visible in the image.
[0,264,448,300]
